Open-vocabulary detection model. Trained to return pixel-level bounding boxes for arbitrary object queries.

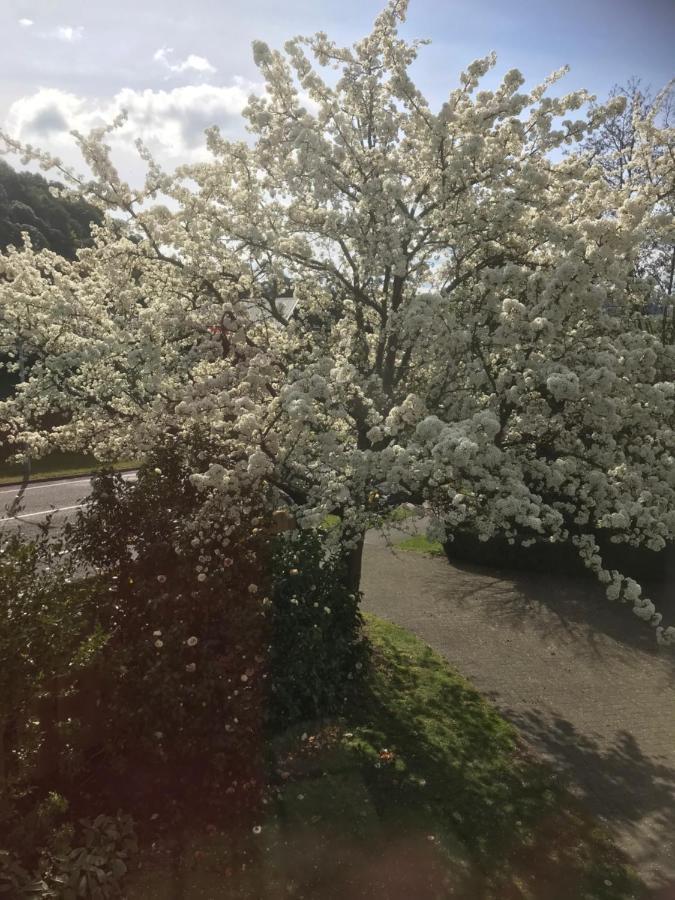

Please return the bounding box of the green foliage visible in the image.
[387,503,418,523]
[0,161,101,260]
[319,513,340,531]
[1,443,371,896]
[63,444,370,747]
[63,446,270,761]
[268,529,370,728]
[45,814,136,899]
[0,530,104,806]
[0,813,136,899]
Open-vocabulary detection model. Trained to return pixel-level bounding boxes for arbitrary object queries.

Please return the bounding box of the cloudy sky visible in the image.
[1,0,673,185]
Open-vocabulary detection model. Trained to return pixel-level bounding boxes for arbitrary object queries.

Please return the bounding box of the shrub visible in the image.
[268,529,370,728]
[1,443,370,893]
[64,444,370,748]
[0,530,105,819]
[2,449,373,765]
[445,528,675,582]
[0,812,136,898]
[64,445,271,764]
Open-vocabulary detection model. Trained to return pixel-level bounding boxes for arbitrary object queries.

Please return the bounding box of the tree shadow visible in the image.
[488,702,675,888]
[445,555,675,668]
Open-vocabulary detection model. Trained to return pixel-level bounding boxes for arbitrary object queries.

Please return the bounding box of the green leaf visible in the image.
[109,859,126,879]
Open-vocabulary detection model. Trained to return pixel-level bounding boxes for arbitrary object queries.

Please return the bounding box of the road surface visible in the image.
[0,472,136,531]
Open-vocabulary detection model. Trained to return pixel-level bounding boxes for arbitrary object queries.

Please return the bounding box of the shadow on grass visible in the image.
[348,617,646,900]
[124,617,649,900]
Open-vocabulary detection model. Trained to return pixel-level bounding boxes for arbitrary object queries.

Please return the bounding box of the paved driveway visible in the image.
[361,529,675,891]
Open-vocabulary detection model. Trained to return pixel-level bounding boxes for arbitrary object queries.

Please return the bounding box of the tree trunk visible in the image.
[18,344,31,482]
[343,533,365,595]
[0,717,10,823]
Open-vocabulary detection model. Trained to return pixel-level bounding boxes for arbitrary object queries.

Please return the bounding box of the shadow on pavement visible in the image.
[491,704,675,889]
[447,556,675,665]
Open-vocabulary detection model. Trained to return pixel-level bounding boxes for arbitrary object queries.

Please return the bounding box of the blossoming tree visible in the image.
[581,78,674,342]
[1,1,674,641]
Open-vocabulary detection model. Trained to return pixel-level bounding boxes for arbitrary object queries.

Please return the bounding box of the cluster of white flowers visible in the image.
[545,372,581,402]
[0,1,673,643]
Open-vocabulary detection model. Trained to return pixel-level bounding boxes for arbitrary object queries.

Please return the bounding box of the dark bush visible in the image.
[64,447,271,764]
[268,529,370,729]
[444,529,675,583]
[0,530,105,818]
[1,443,370,889]
[64,443,369,750]
[0,810,136,899]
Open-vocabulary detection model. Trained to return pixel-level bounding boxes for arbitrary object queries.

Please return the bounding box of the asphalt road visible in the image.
[0,472,136,532]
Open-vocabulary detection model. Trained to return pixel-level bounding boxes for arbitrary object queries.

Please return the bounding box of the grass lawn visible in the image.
[321,505,420,532]
[0,451,138,485]
[124,616,642,900]
[396,533,445,556]
[320,513,342,531]
[388,503,418,523]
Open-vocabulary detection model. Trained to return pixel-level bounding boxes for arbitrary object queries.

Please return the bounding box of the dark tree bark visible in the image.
[0,718,7,822]
[343,532,366,595]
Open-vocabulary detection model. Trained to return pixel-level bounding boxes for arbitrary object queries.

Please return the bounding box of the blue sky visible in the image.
[1,0,673,181]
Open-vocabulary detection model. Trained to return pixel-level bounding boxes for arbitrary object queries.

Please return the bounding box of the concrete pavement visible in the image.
[361,527,675,890]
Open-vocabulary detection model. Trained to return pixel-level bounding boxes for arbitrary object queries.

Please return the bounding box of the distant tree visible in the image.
[0,162,103,408]
[582,79,674,341]
[583,79,672,187]
[0,160,102,259]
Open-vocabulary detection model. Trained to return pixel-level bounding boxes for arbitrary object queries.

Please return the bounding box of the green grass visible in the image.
[320,506,419,533]
[388,504,418,523]
[125,617,643,900]
[396,533,445,556]
[320,513,341,531]
[0,452,138,485]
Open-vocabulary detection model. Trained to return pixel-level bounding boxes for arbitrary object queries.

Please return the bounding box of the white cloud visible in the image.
[5,82,257,178]
[18,18,34,27]
[55,25,84,42]
[153,47,217,76]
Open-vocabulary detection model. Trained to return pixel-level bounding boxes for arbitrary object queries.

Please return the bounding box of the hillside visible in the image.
[0,159,102,259]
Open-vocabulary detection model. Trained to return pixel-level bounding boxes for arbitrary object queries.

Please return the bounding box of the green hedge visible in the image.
[269,529,370,729]
[444,529,674,583]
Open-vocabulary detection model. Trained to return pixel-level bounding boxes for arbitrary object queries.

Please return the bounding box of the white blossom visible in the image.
[0,0,672,644]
